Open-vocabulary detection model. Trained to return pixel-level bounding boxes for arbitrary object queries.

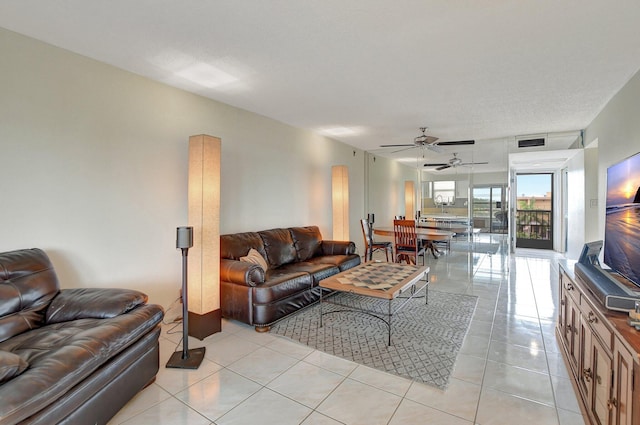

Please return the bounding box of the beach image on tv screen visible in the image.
[604,151,640,286]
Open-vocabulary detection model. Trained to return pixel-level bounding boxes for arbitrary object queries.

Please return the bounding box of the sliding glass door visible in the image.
[472,185,507,233]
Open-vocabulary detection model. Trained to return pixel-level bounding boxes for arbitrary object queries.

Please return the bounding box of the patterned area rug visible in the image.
[270,290,477,389]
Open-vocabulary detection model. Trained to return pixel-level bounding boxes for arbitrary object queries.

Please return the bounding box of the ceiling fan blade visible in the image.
[461,161,489,166]
[435,165,452,171]
[415,135,439,144]
[390,146,417,154]
[426,144,444,153]
[437,140,475,146]
[379,144,415,147]
[423,162,448,167]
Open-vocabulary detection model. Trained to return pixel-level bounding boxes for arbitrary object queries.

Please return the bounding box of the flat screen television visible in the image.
[604,151,640,288]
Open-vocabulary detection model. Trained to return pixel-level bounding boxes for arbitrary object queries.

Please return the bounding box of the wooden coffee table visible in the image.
[319,262,429,345]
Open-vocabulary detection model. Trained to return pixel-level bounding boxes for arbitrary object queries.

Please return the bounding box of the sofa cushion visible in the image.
[252,271,312,305]
[308,254,362,272]
[0,248,60,343]
[0,350,29,384]
[289,226,323,261]
[46,288,149,324]
[239,248,269,272]
[259,228,297,268]
[221,232,267,261]
[321,240,357,255]
[278,262,339,285]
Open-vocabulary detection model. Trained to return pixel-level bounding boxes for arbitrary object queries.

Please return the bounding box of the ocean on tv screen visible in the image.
[604,151,640,286]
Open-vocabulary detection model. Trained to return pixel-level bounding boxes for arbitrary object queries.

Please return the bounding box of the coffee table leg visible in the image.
[388,299,392,346]
[425,271,429,305]
[320,289,323,328]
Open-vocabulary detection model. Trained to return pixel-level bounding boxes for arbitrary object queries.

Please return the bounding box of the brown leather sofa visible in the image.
[220,226,360,331]
[0,248,164,425]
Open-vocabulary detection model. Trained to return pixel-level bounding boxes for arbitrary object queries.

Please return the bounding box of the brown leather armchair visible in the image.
[0,248,164,425]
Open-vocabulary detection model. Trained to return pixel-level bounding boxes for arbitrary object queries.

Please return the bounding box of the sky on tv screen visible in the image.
[606,152,640,207]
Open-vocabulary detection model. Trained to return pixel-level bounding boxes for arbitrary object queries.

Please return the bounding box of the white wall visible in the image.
[583,145,600,244]
[0,28,401,308]
[584,69,640,242]
[565,150,585,259]
[470,171,509,186]
[365,154,417,225]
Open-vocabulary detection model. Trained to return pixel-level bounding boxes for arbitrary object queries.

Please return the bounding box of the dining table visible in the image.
[372,226,455,259]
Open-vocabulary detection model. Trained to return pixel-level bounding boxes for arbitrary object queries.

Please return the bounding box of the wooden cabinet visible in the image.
[560,272,581,371]
[614,338,635,425]
[557,262,640,425]
[592,333,612,424]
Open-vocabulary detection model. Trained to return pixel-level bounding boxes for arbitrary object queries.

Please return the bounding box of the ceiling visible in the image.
[1,1,639,174]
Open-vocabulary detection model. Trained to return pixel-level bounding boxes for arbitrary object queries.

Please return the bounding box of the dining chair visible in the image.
[360,218,393,262]
[393,219,425,265]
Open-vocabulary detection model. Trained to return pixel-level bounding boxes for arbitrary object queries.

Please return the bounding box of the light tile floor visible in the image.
[108,234,586,425]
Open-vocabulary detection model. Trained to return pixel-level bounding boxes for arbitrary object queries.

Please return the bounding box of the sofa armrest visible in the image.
[45,288,148,324]
[321,240,357,255]
[220,259,265,287]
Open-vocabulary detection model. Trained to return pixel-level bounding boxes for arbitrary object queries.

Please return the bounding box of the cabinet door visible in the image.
[612,338,634,425]
[558,272,568,341]
[591,335,613,425]
[566,295,580,371]
[580,316,594,400]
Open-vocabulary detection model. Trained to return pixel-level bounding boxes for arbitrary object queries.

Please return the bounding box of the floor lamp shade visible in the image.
[405,180,415,218]
[332,165,349,241]
[187,134,221,339]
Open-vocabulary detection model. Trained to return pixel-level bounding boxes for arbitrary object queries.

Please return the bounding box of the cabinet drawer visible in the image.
[581,301,613,350]
[562,276,581,306]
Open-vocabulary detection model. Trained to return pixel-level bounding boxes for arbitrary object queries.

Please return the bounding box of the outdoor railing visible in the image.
[515,209,551,240]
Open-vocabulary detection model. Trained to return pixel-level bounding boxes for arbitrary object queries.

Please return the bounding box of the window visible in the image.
[433,181,456,204]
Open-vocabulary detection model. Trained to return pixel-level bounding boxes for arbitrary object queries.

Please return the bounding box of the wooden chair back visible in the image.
[360,218,373,249]
[393,219,418,254]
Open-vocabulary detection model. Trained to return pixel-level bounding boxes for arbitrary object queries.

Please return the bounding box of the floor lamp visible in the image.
[166,226,206,369]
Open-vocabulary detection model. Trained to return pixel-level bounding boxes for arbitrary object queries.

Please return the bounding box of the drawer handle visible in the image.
[607,398,618,410]
[565,282,574,291]
[567,324,573,333]
[587,311,597,324]
[583,367,592,382]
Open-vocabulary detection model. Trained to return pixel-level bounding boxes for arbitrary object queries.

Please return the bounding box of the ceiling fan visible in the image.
[424,153,488,171]
[379,127,475,153]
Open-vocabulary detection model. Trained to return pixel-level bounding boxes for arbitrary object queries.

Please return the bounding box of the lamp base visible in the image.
[165,347,206,369]
[188,309,222,340]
